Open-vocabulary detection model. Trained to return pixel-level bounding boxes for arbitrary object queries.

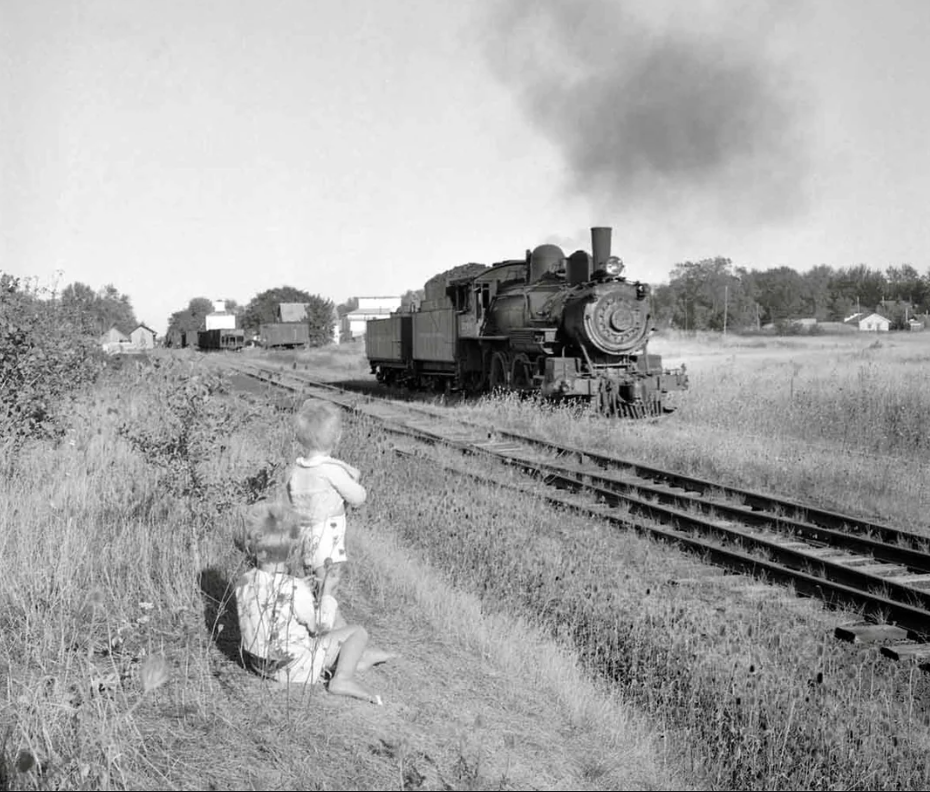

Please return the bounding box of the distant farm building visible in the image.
[341,296,402,340]
[101,324,157,354]
[843,312,890,332]
[205,300,237,330]
[130,324,157,349]
[857,313,890,332]
[99,326,130,355]
[275,302,338,343]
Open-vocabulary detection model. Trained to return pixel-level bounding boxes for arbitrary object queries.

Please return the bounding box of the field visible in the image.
[4,330,930,790]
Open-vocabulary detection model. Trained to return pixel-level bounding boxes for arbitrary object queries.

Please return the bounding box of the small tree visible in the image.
[401,289,424,311]
[61,281,138,335]
[0,273,102,461]
[165,297,215,342]
[304,294,336,346]
[242,287,334,346]
[336,297,359,318]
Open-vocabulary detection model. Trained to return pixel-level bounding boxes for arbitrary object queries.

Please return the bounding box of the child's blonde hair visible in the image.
[235,500,301,564]
[294,399,342,454]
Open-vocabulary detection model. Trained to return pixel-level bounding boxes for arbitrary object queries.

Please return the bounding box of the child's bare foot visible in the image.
[328,674,382,704]
[356,648,398,672]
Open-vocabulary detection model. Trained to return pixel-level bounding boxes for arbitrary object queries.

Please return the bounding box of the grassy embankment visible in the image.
[0,354,674,791]
[4,331,930,790]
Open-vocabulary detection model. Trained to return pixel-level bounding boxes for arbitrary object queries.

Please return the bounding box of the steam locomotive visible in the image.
[365,227,687,415]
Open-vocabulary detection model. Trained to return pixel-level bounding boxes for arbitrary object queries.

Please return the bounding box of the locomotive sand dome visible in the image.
[365,227,688,416]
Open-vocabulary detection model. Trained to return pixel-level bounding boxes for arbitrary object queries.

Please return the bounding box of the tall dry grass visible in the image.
[420,331,930,532]
[0,353,676,791]
[358,418,930,791]
[0,355,306,789]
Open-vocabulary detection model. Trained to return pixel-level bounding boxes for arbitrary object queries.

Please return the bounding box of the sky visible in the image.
[2,0,930,335]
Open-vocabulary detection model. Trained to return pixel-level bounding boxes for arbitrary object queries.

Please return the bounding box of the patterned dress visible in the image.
[235,568,338,684]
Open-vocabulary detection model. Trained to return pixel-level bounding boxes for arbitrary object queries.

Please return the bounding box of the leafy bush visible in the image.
[0,273,102,461]
[116,357,285,527]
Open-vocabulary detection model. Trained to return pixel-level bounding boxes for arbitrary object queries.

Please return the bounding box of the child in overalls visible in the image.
[287,399,367,630]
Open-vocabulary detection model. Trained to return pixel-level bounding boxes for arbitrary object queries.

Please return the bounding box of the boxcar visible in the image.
[259,322,310,349]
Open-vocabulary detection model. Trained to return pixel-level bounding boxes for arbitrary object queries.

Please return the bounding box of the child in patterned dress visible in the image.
[234,500,391,702]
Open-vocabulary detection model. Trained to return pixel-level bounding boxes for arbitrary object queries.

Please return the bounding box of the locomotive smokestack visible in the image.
[591,227,612,270]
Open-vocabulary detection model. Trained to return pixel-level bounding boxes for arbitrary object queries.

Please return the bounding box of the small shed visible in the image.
[130,324,157,349]
[99,326,130,355]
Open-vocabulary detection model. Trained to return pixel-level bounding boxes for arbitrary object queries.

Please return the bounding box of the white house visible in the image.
[340,296,402,340]
[858,313,890,332]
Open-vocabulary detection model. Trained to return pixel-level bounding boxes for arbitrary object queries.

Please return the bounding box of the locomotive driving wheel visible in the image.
[489,351,512,392]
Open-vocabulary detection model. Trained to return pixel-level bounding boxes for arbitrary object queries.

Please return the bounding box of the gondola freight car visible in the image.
[366,226,688,416]
[365,313,413,378]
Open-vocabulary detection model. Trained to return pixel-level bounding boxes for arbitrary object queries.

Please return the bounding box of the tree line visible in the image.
[165,287,428,347]
[165,287,343,347]
[651,258,929,332]
[163,259,929,344]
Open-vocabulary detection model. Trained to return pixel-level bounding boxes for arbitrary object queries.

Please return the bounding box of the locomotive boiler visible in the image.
[365,227,687,416]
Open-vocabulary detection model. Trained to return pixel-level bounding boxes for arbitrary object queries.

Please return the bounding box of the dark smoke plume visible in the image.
[482,0,809,223]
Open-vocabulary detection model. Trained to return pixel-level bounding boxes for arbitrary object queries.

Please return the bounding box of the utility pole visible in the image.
[723,283,729,336]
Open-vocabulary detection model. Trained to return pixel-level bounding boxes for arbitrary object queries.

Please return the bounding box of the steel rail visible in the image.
[226,358,928,552]
[522,459,930,574]
[393,447,930,639]
[221,359,930,635]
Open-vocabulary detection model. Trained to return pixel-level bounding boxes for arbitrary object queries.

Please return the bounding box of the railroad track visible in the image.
[216,356,930,666]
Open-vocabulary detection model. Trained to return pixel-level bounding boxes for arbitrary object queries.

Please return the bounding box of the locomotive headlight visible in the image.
[604,256,624,278]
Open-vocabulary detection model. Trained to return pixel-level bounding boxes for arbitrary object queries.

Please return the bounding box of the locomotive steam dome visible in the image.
[529,244,565,282]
